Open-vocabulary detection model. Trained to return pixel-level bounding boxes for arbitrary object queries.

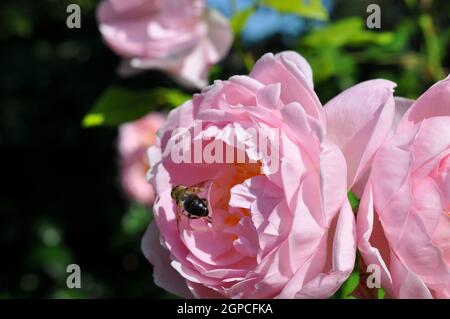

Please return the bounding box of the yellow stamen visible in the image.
[240,208,251,217]
[142,160,150,174]
[224,214,241,226]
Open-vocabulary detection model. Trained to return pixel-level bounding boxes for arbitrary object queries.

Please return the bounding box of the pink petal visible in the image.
[203,9,233,65]
[299,200,356,298]
[398,75,450,128]
[287,172,326,272]
[390,253,433,299]
[256,83,281,109]
[276,51,314,90]
[278,200,356,298]
[324,79,396,188]
[319,140,348,224]
[356,184,395,297]
[410,117,450,172]
[370,145,413,212]
[187,281,225,298]
[391,97,414,135]
[393,207,450,287]
[141,222,193,298]
[250,52,324,123]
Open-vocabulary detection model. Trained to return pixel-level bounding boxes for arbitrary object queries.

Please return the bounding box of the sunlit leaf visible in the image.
[348,191,360,210]
[340,271,359,299]
[231,8,254,35]
[300,17,394,48]
[82,87,190,128]
[304,48,356,84]
[378,288,386,299]
[159,88,192,108]
[261,0,328,21]
[360,20,416,62]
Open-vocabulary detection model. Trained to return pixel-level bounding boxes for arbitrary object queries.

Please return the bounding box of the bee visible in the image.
[171,185,212,228]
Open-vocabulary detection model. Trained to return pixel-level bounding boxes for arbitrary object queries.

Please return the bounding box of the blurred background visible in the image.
[0,0,449,298]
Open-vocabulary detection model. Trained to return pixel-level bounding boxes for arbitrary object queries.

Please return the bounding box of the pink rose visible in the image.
[357,76,450,298]
[118,112,166,205]
[141,51,397,298]
[97,0,233,89]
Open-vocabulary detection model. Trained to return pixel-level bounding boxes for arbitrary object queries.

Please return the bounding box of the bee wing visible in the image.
[175,204,189,231]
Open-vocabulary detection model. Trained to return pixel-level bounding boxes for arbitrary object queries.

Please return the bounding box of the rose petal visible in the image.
[250,52,324,123]
[141,222,193,298]
[324,79,396,188]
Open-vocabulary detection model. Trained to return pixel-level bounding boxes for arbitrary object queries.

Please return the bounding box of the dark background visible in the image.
[0,0,174,298]
[0,0,449,298]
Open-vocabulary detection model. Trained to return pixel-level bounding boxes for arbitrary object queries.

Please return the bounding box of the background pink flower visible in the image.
[356,75,450,298]
[137,51,408,299]
[118,112,166,206]
[97,0,233,89]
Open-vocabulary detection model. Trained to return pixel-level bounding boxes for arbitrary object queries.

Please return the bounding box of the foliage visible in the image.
[261,0,329,20]
[82,87,190,128]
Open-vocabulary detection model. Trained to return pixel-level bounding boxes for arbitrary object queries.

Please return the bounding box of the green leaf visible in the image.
[160,88,192,108]
[300,17,394,48]
[261,0,328,21]
[419,14,445,80]
[404,0,417,9]
[122,202,152,236]
[378,288,386,299]
[340,271,359,299]
[231,8,254,36]
[82,87,190,128]
[1,6,33,38]
[209,65,223,82]
[359,20,416,62]
[348,191,360,210]
[304,48,356,85]
[82,87,153,128]
[31,244,72,279]
[52,289,87,299]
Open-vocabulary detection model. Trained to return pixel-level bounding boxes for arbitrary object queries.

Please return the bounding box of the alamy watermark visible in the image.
[64,3,381,30]
[66,264,81,289]
[66,4,81,29]
[367,4,381,29]
[366,263,381,289]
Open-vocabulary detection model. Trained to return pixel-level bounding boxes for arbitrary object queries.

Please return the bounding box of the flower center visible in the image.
[209,162,261,233]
